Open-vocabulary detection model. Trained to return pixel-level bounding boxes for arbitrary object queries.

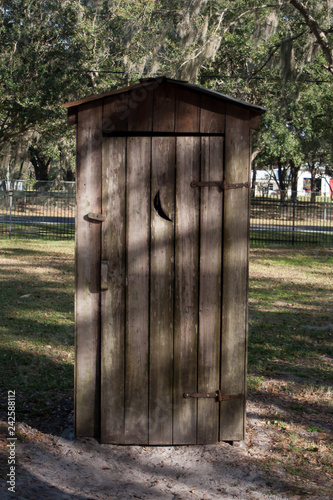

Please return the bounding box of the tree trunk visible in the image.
[28,145,51,182]
[277,161,287,202]
[17,161,24,180]
[290,159,298,201]
[309,163,317,202]
[62,166,75,182]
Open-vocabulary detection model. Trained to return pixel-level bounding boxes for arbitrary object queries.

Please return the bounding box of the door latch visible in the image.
[183,390,244,402]
[87,212,106,222]
[190,180,249,191]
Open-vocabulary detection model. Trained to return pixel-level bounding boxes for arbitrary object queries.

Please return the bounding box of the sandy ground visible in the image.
[1,399,315,500]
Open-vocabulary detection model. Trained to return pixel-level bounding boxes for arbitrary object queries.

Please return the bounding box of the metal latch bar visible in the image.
[183,390,243,402]
[87,212,106,222]
[190,180,250,191]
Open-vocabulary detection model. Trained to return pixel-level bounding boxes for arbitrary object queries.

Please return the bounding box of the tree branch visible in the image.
[248,30,306,80]
[179,3,284,74]
[251,145,264,163]
[289,0,333,73]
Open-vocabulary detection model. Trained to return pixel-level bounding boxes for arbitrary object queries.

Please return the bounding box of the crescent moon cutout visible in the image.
[153,191,172,222]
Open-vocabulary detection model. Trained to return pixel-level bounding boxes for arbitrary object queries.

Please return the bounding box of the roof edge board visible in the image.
[62,80,161,109]
[63,76,266,114]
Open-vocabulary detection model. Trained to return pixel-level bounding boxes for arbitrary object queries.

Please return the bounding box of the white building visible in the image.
[253,167,333,197]
[297,169,332,197]
[252,169,280,196]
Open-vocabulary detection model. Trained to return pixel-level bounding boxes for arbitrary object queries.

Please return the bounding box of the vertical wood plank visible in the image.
[220,104,250,441]
[103,94,128,133]
[75,102,102,437]
[125,137,150,444]
[128,86,154,131]
[173,137,200,444]
[149,137,175,445]
[100,137,126,443]
[175,88,200,133]
[153,83,176,132]
[197,136,223,444]
[200,95,225,134]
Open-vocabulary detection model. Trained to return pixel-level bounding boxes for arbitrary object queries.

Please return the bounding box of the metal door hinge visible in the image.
[190,180,249,191]
[183,390,244,402]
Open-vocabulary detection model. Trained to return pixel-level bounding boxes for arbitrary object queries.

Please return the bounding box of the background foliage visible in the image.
[0,0,332,184]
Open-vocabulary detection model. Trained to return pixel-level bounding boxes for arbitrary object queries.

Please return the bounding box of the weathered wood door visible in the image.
[101,134,233,445]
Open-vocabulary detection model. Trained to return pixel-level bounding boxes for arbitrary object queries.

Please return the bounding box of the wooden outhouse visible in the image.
[63,77,265,445]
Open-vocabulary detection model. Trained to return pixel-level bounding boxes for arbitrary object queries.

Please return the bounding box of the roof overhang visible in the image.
[63,76,267,116]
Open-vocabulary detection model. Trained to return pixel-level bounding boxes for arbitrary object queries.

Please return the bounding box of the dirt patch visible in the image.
[1,399,330,500]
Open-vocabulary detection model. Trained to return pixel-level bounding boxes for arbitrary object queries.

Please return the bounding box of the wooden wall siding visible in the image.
[101,137,126,443]
[74,83,256,443]
[173,137,201,444]
[128,87,154,132]
[101,83,230,137]
[200,96,226,134]
[125,137,151,444]
[197,136,224,444]
[149,137,175,445]
[103,93,128,133]
[220,103,250,441]
[173,96,201,445]
[173,88,201,443]
[75,102,103,437]
[175,88,200,133]
[153,84,176,132]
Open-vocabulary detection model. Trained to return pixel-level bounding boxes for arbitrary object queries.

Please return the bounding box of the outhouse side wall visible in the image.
[75,102,103,437]
[221,103,251,441]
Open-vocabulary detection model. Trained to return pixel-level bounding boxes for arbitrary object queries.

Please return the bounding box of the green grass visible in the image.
[0,223,74,240]
[0,239,332,496]
[248,247,333,383]
[250,229,333,247]
[0,239,75,430]
[248,246,333,496]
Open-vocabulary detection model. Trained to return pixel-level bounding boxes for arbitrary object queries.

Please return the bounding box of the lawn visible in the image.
[0,239,75,432]
[248,246,333,495]
[0,239,332,496]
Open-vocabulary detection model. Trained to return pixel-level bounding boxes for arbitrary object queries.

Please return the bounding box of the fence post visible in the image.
[292,196,296,246]
[9,189,13,240]
[324,199,327,221]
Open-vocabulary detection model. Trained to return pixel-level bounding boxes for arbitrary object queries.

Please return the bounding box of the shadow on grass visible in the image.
[1,246,74,275]
[247,255,333,483]
[0,244,74,331]
[248,265,333,385]
[0,241,75,435]
[0,346,73,434]
[249,317,332,382]
[0,223,75,240]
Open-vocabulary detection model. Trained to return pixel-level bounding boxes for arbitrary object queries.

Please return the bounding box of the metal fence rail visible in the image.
[0,185,332,246]
[250,193,333,246]
[0,183,75,240]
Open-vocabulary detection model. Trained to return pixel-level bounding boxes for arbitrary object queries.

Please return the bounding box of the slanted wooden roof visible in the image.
[63,76,266,115]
